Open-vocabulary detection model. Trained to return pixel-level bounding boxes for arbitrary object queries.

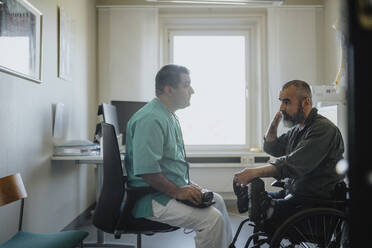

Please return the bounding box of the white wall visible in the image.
[267,7,324,125]
[97,8,159,104]
[323,0,344,86]
[0,0,97,243]
[322,0,348,152]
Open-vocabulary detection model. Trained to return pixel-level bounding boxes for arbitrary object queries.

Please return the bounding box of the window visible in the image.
[161,13,268,151]
[171,33,247,145]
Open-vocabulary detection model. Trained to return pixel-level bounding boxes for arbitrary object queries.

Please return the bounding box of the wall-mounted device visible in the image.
[311,85,348,158]
[52,103,64,138]
[311,85,346,104]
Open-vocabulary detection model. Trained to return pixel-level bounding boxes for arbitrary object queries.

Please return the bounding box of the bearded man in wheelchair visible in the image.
[233,80,347,247]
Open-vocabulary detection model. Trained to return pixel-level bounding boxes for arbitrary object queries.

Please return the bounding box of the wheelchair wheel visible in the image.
[270,208,349,248]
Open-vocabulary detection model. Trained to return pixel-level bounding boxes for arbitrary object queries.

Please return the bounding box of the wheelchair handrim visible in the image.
[269,207,349,248]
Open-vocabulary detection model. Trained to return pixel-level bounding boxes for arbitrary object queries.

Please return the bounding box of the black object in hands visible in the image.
[233,180,249,213]
[178,191,216,208]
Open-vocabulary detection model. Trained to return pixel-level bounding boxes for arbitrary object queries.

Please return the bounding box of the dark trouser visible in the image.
[261,191,303,234]
[268,190,287,199]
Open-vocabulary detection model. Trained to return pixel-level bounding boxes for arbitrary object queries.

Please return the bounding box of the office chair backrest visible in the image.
[0,173,28,231]
[93,123,125,233]
[0,173,27,206]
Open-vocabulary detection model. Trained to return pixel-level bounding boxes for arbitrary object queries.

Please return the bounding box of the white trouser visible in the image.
[146,193,233,248]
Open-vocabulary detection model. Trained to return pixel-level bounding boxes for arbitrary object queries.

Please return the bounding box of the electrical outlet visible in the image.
[241,156,253,165]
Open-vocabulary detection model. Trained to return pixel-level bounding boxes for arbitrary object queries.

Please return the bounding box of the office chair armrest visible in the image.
[126,186,158,199]
[124,186,158,214]
[115,186,159,231]
[271,180,285,188]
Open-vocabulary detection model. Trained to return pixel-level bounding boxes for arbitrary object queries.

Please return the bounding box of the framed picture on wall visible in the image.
[0,0,43,83]
[57,6,72,81]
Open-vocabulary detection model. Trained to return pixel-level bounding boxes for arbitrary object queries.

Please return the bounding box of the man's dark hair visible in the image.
[155,64,190,96]
[283,80,312,104]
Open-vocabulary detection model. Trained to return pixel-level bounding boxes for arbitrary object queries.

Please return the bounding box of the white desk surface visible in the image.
[52,155,103,160]
[51,154,124,163]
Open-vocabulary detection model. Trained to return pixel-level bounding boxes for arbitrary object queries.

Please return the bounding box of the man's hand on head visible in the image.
[265,111,282,142]
[272,111,282,127]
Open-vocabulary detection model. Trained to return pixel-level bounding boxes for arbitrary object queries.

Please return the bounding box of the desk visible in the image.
[52,155,117,200]
[52,155,131,247]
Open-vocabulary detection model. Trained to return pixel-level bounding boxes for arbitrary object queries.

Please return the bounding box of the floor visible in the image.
[74,201,269,248]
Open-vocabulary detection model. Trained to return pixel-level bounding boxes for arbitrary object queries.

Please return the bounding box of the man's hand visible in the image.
[234,165,278,186]
[140,173,202,205]
[265,111,282,142]
[174,185,203,206]
[234,168,257,186]
[190,181,202,190]
[272,111,282,127]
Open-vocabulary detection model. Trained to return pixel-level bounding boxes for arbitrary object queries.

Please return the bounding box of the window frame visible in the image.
[160,12,269,153]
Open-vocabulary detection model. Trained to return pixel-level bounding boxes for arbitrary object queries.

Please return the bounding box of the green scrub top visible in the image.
[125,98,190,218]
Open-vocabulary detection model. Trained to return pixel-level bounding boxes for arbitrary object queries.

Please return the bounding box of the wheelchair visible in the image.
[230,180,350,248]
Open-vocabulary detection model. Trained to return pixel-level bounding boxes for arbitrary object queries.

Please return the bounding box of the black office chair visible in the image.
[93,123,178,248]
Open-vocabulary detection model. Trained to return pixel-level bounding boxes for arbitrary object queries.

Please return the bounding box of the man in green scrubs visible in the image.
[125,64,233,248]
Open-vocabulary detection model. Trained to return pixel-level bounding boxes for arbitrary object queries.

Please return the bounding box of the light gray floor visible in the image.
[74,202,268,248]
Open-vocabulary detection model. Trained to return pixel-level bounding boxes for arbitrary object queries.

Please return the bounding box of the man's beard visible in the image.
[282,103,305,128]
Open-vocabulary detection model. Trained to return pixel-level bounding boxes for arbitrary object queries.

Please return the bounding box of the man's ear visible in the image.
[163,85,173,96]
[302,97,311,107]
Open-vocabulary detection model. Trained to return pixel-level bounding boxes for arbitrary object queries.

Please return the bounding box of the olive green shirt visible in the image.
[263,108,345,199]
[125,98,189,218]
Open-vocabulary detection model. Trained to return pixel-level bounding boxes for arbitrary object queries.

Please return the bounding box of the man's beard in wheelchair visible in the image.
[282,104,305,128]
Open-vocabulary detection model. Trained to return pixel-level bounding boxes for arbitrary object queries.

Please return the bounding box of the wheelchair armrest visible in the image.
[294,196,347,210]
[271,180,285,188]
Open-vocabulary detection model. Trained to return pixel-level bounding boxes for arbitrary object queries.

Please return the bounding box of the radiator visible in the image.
[187,152,277,199]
